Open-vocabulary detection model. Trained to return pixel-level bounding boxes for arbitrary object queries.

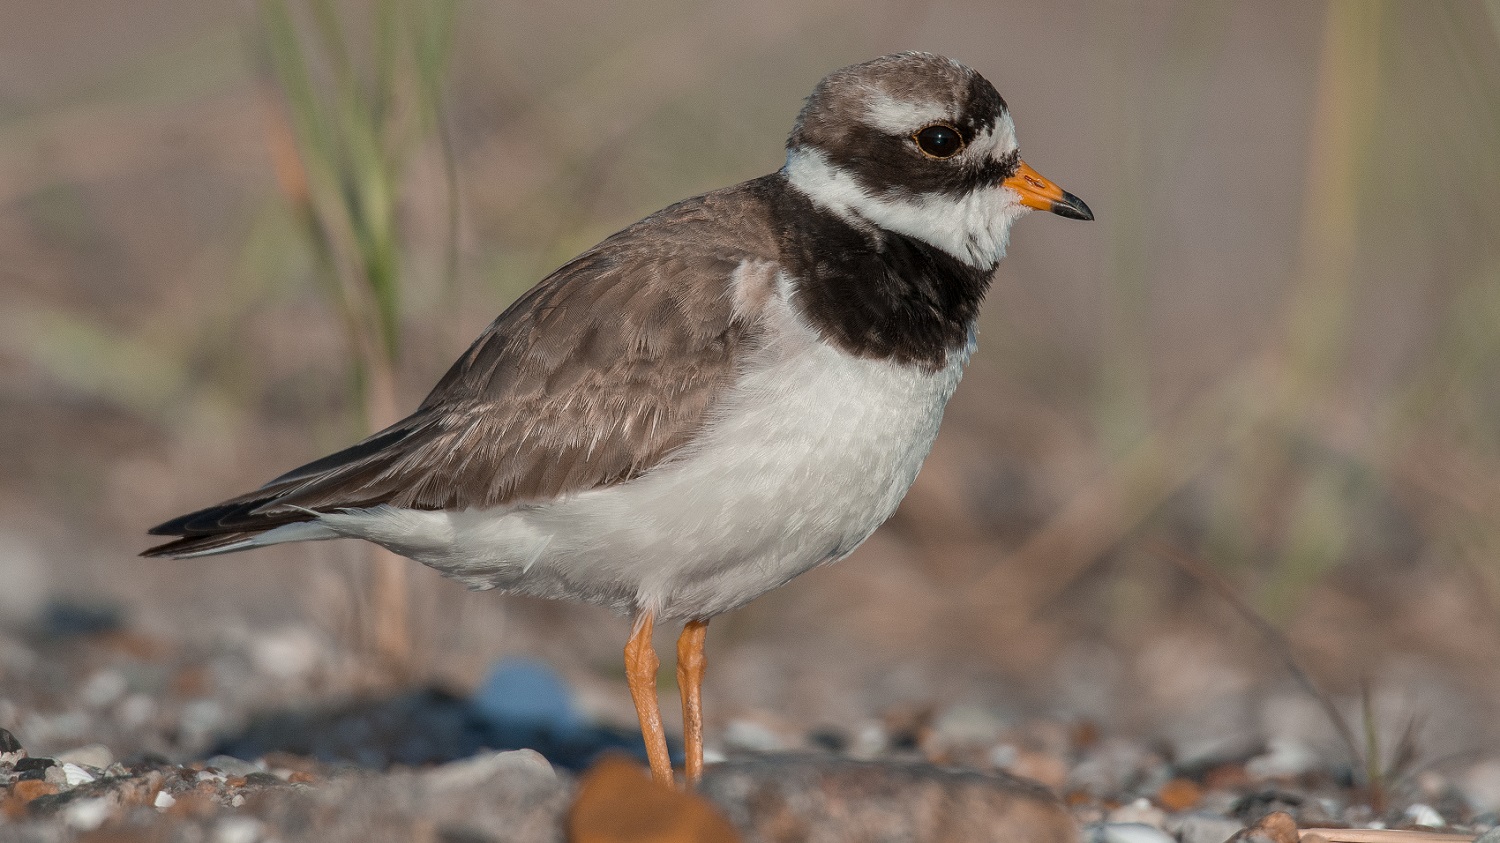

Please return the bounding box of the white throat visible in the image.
[783,148,1028,270]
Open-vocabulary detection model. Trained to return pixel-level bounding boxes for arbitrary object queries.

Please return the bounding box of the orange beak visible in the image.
[1002,160,1093,221]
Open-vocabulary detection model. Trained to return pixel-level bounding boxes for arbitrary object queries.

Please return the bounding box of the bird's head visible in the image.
[784,52,1092,270]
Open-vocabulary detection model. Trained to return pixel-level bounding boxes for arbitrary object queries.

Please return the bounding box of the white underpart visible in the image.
[783,114,1028,269]
[312,274,972,620]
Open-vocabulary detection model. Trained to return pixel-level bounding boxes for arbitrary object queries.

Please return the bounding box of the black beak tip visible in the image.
[1051,191,1094,221]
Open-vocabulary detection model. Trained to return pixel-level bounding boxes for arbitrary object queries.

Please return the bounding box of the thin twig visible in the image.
[1145,538,1366,775]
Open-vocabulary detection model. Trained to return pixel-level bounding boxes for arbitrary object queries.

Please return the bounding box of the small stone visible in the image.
[1245,738,1318,780]
[1463,762,1500,814]
[472,658,585,737]
[154,790,177,809]
[204,755,261,777]
[11,778,58,803]
[56,743,113,769]
[14,756,55,772]
[1108,799,1167,829]
[702,755,1076,842]
[723,718,784,753]
[44,764,67,787]
[568,754,741,843]
[61,762,96,787]
[424,748,555,792]
[1155,777,1203,812]
[1404,803,1445,828]
[249,625,325,681]
[928,704,1006,750]
[214,816,263,843]
[1169,813,1247,843]
[1225,811,1299,843]
[0,727,20,753]
[1474,827,1500,843]
[116,694,157,730]
[79,670,128,709]
[847,722,887,759]
[1084,823,1176,843]
[62,797,112,831]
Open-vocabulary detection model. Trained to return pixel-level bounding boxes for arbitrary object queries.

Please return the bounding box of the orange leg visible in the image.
[676,619,710,788]
[625,611,674,785]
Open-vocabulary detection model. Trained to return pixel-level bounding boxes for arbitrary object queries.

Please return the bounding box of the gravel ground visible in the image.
[2,617,1498,842]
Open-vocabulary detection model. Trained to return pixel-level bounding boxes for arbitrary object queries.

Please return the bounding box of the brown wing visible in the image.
[145,180,783,554]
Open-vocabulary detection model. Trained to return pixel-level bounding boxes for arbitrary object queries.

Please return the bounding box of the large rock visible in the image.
[701,755,1078,843]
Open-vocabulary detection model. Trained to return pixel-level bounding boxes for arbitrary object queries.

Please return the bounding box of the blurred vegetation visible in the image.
[254,0,459,676]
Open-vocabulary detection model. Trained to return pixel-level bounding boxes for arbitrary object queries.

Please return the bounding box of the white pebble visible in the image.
[62,797,111,831]
[79,670,127,709]
[1084,822,1177,843]
[1246,737,1319,779]
[214,816,263,843]
[723,719,783,753]
[154,790,177,809]
[249,625,324,680]
[1405,803,1445,828]
[989,743,1019,770]
[116,694,157,730]
[57,743,113,769]
[1108,797,1166,829]
[848,722,887,759]
[423,749,555,791]
[230,793,246,807]
[61,762,95,786]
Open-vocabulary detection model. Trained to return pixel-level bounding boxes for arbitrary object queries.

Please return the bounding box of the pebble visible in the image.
[847,722,888,759]
[249,625,325,681]
[204,754,262,777]
[1463,761,1500,814]
[154,789,177,809]
[723,718,785,753]
[472,658,585,737]
[1109,797,1167,829]
[1083,822,1177,843]
[929,704,1007,749]
[1404,802,1445,827]
[214,816,265,843]
[62,797,112,831]
[116,693,157,730]
[1245,737,1319,779]
[61,762,96,786]
[56,743,113,769]
[79,669,128,709]
[1169,813,1249,843]
[423,748,556,791]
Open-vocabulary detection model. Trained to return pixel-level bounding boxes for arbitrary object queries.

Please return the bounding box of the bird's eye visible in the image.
[913,124,964,158]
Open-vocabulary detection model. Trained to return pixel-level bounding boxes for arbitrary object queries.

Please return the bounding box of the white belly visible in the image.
[320,290,972,620]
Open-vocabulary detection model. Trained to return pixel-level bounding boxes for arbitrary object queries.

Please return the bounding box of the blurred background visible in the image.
[1,0,1498,792]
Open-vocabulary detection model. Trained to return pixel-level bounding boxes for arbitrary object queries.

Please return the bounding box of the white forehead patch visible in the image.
[861,89,953,134]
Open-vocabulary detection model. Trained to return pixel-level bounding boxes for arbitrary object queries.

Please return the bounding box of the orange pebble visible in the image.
[1155,777,1203,812]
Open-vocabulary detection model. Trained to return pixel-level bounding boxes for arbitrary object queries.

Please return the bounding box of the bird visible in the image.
[144,51,1092,788]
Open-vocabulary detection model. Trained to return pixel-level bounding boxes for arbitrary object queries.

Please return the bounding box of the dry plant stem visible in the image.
[363,361,412,678]
[626,611,674,786]
[1147,539,1366,778]
[676,619,709,788]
